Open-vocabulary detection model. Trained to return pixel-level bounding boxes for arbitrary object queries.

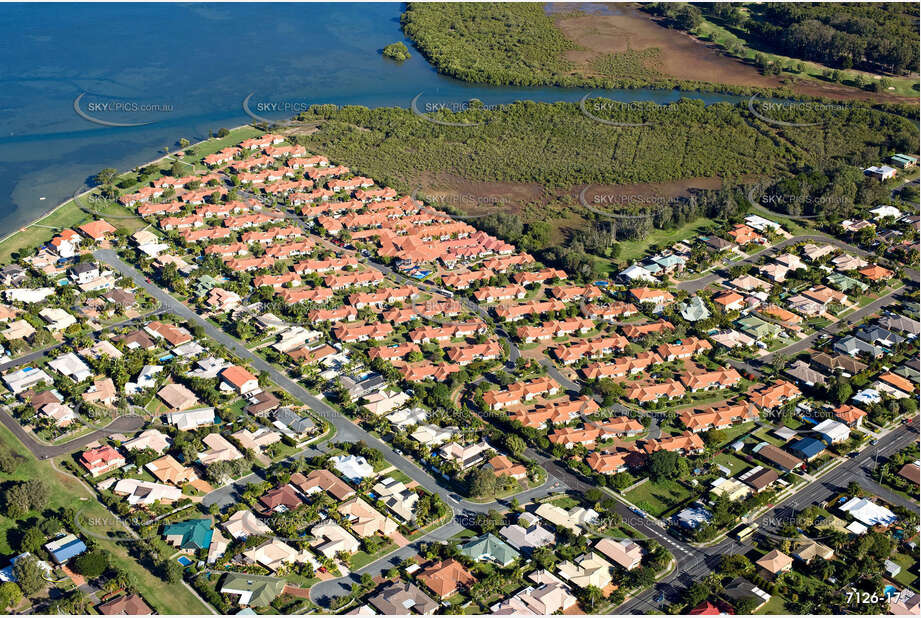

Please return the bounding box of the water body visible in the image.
[0,2,749,236]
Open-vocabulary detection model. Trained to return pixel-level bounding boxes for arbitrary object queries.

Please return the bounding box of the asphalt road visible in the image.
[0,408,144,459]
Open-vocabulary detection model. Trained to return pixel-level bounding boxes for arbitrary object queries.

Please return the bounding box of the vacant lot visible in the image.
[625,479,696,517]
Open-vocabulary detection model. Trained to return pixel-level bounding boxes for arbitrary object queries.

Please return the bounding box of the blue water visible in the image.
[885,585,898,596]
[0,3,751,237]
[176,556,193,566]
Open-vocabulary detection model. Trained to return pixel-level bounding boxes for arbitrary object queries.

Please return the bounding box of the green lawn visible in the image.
[550,496,580,509]
[0,423,210,614]
[624,479,696,518]
[756,592,790,614]
[750,427,786,447]
[712,452,752,476]
[892,552,920,592]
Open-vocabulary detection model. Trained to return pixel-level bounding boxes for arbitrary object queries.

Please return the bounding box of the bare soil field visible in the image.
[550,3,916,103]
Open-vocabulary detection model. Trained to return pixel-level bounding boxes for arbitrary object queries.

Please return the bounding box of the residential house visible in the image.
[460,534,519,567]
[162,518,213,552]
[594,538,643,570]
[219,573,286,608]
[79,445,125,477]
[368,582,438,616]
[557,553,614,591]
[311,519,360,559]
[223,509,273,540]
[418,559,476,599]
[755,549,793,580]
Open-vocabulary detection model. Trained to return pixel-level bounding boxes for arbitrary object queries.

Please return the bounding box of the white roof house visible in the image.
[870,205,902,221]
[112,478,182,505]
[4,288,55,304]
[745,214,781,232]
[331,454,375,483]
[48,352,92,382]
[386,406,428,430]
[619,264,657,283]
[165,407,216,431]
[39,308,77,332]
[813,419,851,445]
[410,423,458,446]
[3,366,53,394]
[840,497,897,527]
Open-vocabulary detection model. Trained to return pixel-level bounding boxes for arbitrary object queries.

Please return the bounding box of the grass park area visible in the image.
[0,422,210,614]
[624,479,696,518]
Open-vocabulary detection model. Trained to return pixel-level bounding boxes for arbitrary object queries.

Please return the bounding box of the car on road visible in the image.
[449,493,462,502]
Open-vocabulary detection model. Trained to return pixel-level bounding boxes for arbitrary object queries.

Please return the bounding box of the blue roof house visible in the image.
[788,437,825,461]
[44,534,88,564]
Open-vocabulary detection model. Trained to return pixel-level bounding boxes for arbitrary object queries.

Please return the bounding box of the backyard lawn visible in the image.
[712,452,753,476]
[892,551,920,592]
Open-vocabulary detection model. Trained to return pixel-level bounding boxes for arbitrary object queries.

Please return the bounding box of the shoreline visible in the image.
[0,122,256,251]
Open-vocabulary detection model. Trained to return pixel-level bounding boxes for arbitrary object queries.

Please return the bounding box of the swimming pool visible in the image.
[885,585,899,597]
[176,556,193,566]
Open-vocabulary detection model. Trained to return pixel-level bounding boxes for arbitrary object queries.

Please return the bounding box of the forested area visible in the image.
[295,99,915,192]
[702,2,919,74]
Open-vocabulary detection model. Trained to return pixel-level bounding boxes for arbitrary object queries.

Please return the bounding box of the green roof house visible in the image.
[460,534,519,567]
[679,296,711,322]
[220,573,286,608]
[737,315,782,340]
[826,272,867,293]
[162,518,213,551]
[890,154,917,169]
[191,275,222,298]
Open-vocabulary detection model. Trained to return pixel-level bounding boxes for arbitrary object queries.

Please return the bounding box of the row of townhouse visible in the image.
[580,351,664,380]
[547,416,644,449]
[481,376,561,411]
[516,317,595,343]
[508,396,601,429]
[408,319,488,344]
[348,285,420,309]
[551,334,630,365]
